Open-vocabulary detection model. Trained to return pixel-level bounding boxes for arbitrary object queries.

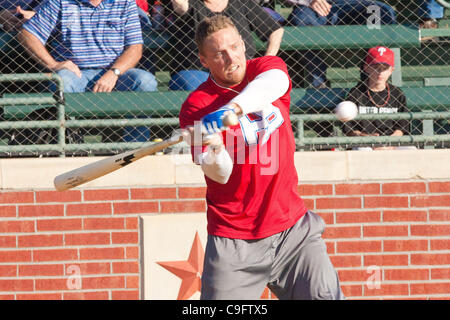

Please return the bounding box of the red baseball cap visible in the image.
[366,46,395,67]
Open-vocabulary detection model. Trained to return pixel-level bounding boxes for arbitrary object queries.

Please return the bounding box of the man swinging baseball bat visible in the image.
[179,15,344,300]
[53,114,238,191]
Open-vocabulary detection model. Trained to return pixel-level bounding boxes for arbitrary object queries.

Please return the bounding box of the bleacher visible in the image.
[0,1,449,155]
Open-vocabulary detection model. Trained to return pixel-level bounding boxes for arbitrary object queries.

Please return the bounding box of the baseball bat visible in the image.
[54,113,239,191]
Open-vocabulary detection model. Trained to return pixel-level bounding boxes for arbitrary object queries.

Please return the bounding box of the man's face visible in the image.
[199,26,246,87]
[364,63,393,86]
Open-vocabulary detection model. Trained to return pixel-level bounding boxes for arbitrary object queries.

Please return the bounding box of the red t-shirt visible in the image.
[179,56,307,239]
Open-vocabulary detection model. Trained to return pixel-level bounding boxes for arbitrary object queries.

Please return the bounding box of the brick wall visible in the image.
[0,181,449,300]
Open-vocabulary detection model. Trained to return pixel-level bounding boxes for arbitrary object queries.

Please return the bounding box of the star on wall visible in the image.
[157,231,205,300]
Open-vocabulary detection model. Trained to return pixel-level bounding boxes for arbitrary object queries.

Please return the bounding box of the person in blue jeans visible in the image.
[284,0,397,88]
[20,0,157,92]
[19,0,157,142]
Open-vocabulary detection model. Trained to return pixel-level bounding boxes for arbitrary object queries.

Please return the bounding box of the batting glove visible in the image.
[201,105,235,135]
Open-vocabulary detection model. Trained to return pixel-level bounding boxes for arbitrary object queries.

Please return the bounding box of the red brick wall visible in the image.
[0,181,449,300]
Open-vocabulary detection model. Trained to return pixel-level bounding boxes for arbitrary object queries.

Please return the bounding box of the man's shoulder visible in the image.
[182,81,213,108]
[179,80,218,121]
[248,55,286,67]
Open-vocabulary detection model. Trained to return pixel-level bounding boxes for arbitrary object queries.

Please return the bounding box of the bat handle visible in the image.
[223,112,239,127]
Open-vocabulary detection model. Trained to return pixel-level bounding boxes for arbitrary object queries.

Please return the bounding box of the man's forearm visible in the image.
[200,147,233,184]
[18,28,58,69]
[110,44,142,73]
[283,0,312,7]
[265,28,284,56]
[391,129,403,136]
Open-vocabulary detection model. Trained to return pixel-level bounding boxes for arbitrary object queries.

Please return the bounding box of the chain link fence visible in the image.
[0,0,449,156]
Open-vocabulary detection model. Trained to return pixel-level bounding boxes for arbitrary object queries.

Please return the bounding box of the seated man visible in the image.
[284,0,397,88]
[19,0,157,93]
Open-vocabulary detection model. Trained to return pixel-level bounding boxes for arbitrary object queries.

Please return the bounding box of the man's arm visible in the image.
[199,133,233,184]
[309,0,332,16]
[391,129,403,136]
[183,128,234,184]
[92,43,143,92]
[265,27,284,56]
[194,60,291,182]
[229,68,290,115]
[18,28,82,77]
[283,0,331,17]
[16,6,36,20]
[199,68,290,135]
[197,66,289,182]
[19,0,80,75]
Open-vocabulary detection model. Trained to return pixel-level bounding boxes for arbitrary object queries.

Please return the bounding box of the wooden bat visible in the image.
[54,113,239,191]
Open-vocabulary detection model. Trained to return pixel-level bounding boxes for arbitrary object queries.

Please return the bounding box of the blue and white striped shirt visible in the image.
[23,0,143,68]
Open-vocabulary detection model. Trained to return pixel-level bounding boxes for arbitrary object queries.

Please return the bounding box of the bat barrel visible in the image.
[53,135,184,191]
[53,156,120,191]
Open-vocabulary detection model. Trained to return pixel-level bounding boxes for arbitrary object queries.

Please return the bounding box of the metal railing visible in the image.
[0,1,449,156]
[293,112,450,150]
[0,73,181,156]
[0,72,448,155]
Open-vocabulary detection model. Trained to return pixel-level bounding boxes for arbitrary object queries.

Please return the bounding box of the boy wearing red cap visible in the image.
[342,46,410,144]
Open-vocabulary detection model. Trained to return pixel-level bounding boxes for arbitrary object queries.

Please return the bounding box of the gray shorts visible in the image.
[200,211,345,300]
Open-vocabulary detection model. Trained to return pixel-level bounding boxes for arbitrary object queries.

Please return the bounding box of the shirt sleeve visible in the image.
[22,0,60,44]
[230,69,290,115]
[124,0,143,46]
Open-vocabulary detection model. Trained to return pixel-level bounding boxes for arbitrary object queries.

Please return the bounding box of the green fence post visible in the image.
[51,74,66,157]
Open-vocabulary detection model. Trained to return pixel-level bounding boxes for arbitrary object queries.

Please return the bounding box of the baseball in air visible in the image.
[334,101,358,122]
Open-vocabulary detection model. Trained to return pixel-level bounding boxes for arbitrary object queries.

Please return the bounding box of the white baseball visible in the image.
[334,101,358,122]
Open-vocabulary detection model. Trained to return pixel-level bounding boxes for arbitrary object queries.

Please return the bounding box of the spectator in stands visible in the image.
[417,0,444,29]
[0,0,36,31]
[18,0,157,93]
[342,46,410,149]
[167,0,284,90]
[284,0,397,88]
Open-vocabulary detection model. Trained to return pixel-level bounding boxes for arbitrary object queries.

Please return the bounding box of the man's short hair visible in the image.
[195,14,239,54]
